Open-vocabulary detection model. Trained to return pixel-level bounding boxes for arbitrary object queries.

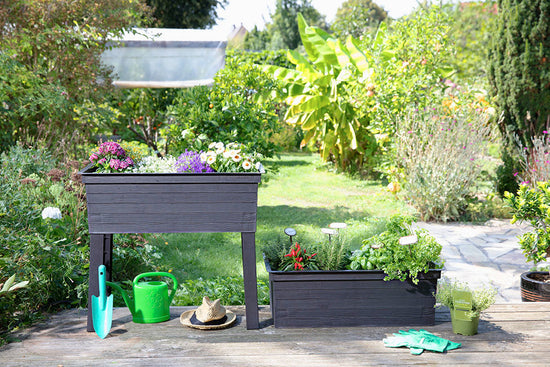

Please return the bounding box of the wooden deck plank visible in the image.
[1,304,549,366]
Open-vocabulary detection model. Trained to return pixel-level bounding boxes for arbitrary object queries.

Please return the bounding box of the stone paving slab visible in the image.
[416,219,549,303]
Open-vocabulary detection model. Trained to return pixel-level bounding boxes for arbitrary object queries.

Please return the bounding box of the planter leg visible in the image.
[87,234,113,332]
[241,232,259,330]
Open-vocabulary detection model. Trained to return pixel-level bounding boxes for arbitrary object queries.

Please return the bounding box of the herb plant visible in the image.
[279,243,318,271]
[434,277,496,318]
[348,215,444,284]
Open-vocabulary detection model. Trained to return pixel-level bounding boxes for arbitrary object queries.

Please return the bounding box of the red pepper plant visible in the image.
[280,243,319,271]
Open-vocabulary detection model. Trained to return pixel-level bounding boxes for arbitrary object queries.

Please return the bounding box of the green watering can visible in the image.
[106,272,178,324]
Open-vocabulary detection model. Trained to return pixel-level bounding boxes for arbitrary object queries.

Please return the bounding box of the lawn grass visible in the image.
[147,153,414,305]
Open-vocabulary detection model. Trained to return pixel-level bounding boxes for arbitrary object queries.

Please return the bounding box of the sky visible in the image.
[212,0,422,34]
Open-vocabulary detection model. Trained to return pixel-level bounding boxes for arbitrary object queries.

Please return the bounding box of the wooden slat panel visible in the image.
[86,192,258,205]
[85,183,258,194]
[87,202,258,214]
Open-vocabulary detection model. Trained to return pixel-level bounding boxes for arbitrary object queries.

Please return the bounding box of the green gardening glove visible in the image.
[384,329,461,355]
[401,329,461,352]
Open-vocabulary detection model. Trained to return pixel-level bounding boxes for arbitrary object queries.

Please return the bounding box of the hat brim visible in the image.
[180,310,237,330]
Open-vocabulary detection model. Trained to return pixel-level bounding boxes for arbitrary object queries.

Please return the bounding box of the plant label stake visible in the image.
[284,228,297,245]
[452,289,473,321]
[322,228,338,246]
[399,235,417,256]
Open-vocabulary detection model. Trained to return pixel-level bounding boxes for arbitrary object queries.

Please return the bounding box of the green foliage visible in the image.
[113,88,180,155]
[435,277,497,317]
[0,146,157,342]
[313,231,351,271]
[496,146,521,196]
[164,54,282,157]
[365,5,454,139]
[488,0,550,150]
[0,0,151,158]
[174,276,270,306]
[331,0,388,40]
[395,105,492,222]
[264,14,378,172]
[504,182,550,266]
[443,1,498,81]
[146,0,226,28]
[348,215,444,284]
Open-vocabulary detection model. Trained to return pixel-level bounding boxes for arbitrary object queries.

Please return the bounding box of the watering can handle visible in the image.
[133,272,179,303]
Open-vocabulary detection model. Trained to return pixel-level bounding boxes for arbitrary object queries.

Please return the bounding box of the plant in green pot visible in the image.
[435,277,496,335]
[504,182,550,301]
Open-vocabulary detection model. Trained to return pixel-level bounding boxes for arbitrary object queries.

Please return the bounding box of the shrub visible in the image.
[163,54,282,157]
[0,0,151,158]
[395,105,492,221]
[515,134,550,187]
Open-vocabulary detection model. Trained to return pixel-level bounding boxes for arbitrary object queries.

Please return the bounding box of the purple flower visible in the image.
[175,150,214,173]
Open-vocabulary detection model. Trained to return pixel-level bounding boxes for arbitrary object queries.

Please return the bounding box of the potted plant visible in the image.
[263,215,444,328]
[504,182,550,301]
[80,141,264,330]
[434,277,496,335]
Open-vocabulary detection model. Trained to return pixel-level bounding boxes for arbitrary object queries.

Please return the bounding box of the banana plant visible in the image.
[261,14,376,170]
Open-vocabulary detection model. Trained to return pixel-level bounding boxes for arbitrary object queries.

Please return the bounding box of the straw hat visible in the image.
[180,296,236,330]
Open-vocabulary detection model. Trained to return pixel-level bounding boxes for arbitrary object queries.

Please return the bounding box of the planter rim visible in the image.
[521,270,550,284]
[79,162,262,177]
[263,256,443,278]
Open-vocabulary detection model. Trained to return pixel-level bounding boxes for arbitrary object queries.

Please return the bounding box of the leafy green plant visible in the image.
[348,215,444,284]
[395,105,492,221]
[504,182,550,267]
[434,277,496,318]
[263,13,377,172]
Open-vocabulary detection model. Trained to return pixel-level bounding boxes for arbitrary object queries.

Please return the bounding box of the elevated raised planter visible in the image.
[265,259,441,328]
[80,164,261,330]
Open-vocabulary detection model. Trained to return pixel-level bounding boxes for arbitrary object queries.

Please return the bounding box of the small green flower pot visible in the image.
[450,308,479,336]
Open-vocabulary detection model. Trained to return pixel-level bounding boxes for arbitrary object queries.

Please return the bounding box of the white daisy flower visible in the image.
[215,142,224,150]
[207,155,216,165]
[232,153,242,162]
[242,160,252,170]
[200,152,208,163]
[208,142,216,149]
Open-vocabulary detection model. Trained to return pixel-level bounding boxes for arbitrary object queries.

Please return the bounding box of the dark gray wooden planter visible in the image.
[80,164,261,330]
[265,259,441,328]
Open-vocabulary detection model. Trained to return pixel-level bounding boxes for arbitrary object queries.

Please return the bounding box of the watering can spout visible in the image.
[105,281,136,315]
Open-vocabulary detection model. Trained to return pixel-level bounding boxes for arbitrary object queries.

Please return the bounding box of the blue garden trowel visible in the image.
[92,265,113,339]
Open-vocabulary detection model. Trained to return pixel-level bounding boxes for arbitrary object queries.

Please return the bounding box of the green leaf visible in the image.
[345,36,369,73]
[297,13,319,62]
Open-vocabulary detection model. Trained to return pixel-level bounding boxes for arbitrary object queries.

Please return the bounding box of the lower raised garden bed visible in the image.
[265,259,441,328]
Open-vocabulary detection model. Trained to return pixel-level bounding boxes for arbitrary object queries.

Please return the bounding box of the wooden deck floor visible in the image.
[1,303,548,366]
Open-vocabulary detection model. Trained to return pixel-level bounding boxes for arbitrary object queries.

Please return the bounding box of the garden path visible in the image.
[416,219,547,302]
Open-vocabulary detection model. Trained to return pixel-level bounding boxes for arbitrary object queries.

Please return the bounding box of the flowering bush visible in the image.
[89,141,134,173]
[279,243,318,271]
[175,150,213,173]
[200,142,264,173]
[395,105,491,221]
[515,134,550,187]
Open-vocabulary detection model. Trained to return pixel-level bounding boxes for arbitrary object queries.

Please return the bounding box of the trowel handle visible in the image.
[134,272,179,302]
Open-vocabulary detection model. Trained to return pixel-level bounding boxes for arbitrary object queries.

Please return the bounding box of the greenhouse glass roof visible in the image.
[101,28,227,88]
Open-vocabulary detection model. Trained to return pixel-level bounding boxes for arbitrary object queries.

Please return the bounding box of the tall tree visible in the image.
[488,0,550,148]
[331,0,387,40]
[146,0,227,28]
